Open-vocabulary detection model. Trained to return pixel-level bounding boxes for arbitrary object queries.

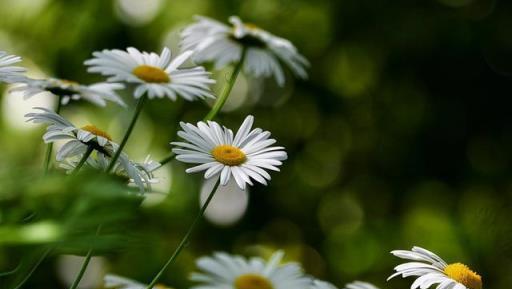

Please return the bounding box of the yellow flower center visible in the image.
[234,274,273,289]
[211,145,246,166]
[59,79,79,86]
[81,125,112,141]
[132,65,170,83]
[244,23,260,31]
[154,284,171,289]
[444,263,482,289]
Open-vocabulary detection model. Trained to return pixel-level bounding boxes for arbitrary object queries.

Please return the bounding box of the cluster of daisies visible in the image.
[104,246,482,289]
[1,15,484,289]
[1,15,308,194]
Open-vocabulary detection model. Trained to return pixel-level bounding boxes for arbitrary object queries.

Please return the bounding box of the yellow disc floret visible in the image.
[132,65,170,83]
[211,145,246,166]
[81,125,112,141]
[444,263,482,289]
[234,274,274,289]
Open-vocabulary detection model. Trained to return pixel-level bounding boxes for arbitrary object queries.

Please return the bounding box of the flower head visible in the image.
[25,107,154,192]
[388,246,482,289]
[0,50,26,83]
[12,77,125,107]
[181,15,309,86]
[84,47,215,100]
[172,115,287,190]
[190,251,311,289]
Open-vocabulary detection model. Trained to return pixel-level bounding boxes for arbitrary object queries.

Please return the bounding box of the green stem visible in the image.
[67,249,93,289]
[203,48,247,121]
[68,225,102,289]
[157,49,247,169]
[107,94,147,173]
[158,152,176,168]
[43,95,63,173]
[144,180,221,289]
[11,248,51,289]
[72,146,94,174]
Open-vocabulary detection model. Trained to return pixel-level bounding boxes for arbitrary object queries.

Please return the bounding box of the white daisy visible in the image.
[25,107,153,192]
[61,153,159,193]
[171,115,287,190]
[0,50,26,83]
[388,246,482,289]
[190,251,311,289]
[181,15,309,86]
[344,281,381,289]
[104,274,170,289]
[84,47,215,100]
[12,77,126,107]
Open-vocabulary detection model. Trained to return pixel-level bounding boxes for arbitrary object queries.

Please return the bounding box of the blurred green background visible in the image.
[1,0,512,288]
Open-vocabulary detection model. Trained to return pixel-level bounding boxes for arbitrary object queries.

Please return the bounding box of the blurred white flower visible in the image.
[181,15,309,86]
[104,274,171,289]
[344,281,381,289]
[12,77,125,107]
[191,251,311,289]
[313,280,339,289]
[172,115,287,190]
[388,246,482,289]
[0,50,26,83]
[84,47,215,101]
[25,107,154,192]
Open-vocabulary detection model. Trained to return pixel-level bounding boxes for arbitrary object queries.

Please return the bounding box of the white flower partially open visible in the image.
[181,15,309,86]
[388,246,482,289]
[12,77,126,107]
[25,107,155,192]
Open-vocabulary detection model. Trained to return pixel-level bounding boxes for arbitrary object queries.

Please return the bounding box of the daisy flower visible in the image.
[388,246,482,289]
[190,251,311,289]
[84,47,215,101]
[25,107,153,192]
[0,50,26,83]
[61,153,159,193]
[12,77,125,107]
[104,274,170,289]
[181,15,309,86]
[344,281,381,289]
[172,115,287,190]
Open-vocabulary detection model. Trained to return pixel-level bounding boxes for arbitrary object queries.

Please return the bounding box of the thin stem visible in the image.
[68,225,102,289]
[11,248,51,289]
[203,47,247,121]
[67,249,93,289]
[72,146,94,175]
[158,152,175,167]
[157,49,247,169]
[144,180,221,289]
[107,94,147,173]
[43,95,63,173]
[0,261,22,277]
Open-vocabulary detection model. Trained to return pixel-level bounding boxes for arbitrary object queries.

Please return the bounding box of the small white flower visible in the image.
[388,246,482,289]
[313,280,339,289]
[104,274,171,289]
[25,107,153,192]
[181,15,309,86]
[172,115,287,190]
[344,281,381,289]
[12,78,125,107]
[0,50,26,83]
[84,47,215,101]
[191,251,311,289]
